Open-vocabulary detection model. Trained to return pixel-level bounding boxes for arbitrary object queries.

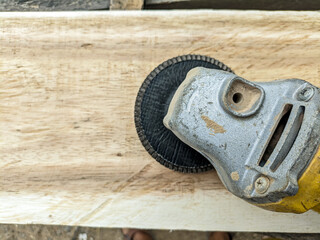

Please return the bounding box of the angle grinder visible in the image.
[135,55,320,213]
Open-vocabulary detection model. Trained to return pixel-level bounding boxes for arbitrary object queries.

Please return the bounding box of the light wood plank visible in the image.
[0,11,320,232]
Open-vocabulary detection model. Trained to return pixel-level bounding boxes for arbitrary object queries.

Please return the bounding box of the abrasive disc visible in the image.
[134,55,233,173]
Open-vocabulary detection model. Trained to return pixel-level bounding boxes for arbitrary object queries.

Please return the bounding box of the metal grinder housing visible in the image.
[135,55,320,213]
[164,67,320,213]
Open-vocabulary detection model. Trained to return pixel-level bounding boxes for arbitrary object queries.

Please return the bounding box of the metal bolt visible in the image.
[255,176,270,194]
[298,87,314,102]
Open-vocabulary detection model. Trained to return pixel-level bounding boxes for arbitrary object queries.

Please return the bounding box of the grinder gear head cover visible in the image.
[135,55,320,213]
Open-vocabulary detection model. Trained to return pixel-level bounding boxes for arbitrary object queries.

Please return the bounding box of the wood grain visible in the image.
[110,0,143,9]
[0,11,320,232]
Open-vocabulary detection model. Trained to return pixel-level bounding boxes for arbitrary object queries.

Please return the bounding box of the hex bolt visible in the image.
[255,176,270,194]
[298,87,314,102]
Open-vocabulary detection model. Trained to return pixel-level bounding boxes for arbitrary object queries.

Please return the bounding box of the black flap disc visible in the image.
[134,55,233,173]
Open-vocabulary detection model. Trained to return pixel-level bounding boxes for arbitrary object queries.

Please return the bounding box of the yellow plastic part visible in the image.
[256,146,320,213]
[312,203,320,213]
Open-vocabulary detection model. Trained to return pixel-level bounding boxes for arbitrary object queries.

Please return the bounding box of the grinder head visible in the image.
[134,55,232,173]
[164,66,320,212]
[135,55,320,213]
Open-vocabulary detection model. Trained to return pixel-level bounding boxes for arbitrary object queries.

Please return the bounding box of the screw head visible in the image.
[255,176,270,194]
[298,87,314,102]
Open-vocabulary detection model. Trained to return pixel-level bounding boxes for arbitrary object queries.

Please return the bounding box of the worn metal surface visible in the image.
[164,67,320,204]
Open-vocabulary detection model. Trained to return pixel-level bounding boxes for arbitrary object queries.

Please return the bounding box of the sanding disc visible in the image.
[134,55,233,173]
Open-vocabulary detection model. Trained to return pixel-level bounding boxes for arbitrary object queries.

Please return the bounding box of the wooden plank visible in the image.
[0,11,320,232]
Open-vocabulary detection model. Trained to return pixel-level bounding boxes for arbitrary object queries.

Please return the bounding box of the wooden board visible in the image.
[0,11,320,232]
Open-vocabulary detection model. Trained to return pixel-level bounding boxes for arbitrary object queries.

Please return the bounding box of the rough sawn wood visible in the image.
[0,11,320,232]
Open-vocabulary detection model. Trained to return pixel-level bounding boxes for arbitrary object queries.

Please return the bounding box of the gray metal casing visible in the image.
[164,67,320,204]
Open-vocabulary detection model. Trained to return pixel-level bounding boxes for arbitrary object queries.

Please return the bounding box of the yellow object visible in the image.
[257,146,320,213]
